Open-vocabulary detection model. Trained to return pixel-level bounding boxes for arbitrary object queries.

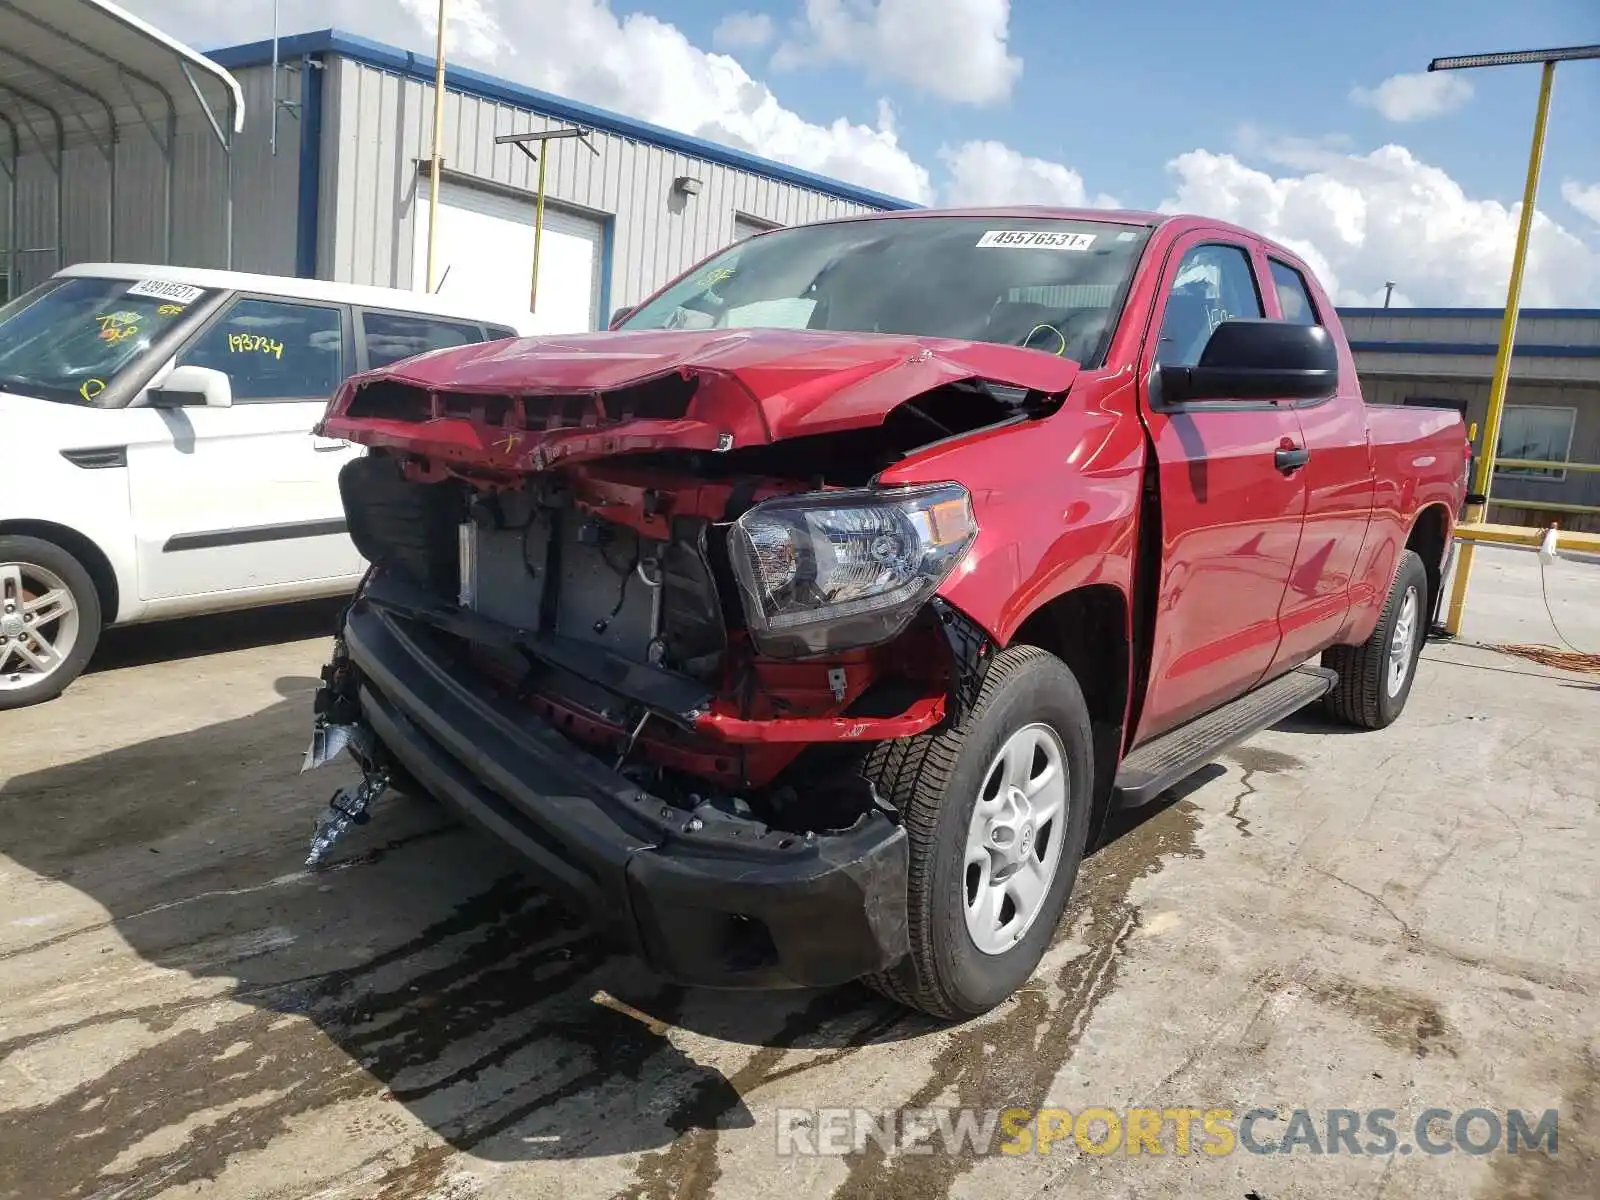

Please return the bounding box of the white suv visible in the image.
[0,263,533,709]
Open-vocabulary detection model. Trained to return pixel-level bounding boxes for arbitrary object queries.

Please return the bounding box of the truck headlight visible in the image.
[729,483,977,656]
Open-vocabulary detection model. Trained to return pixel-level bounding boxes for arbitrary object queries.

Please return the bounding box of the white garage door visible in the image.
[413,180,604,334]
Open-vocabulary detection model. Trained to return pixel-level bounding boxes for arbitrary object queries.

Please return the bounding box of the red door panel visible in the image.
[1133,234,1308,744]
[1259,254,1375,668]
[1138,409,1306,738]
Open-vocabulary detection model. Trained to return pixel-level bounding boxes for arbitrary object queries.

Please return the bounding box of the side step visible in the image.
[1113,665,1337,807]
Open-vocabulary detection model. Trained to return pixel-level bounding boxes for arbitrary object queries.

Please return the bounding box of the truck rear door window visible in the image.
[1268,260,1321,326]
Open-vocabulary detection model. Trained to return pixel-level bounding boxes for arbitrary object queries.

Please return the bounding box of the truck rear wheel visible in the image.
[1322,549,1428,730]
[0,535,103,711]
[862,645,1094,1019]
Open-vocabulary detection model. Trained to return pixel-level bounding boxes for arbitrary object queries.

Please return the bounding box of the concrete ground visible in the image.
[1,544,1596,1200]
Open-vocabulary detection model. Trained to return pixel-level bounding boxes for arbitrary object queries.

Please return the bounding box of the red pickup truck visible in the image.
[303,208,1467,1018]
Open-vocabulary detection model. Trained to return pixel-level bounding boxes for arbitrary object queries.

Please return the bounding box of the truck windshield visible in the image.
[619,216,1152,367]
[0,275,215,406]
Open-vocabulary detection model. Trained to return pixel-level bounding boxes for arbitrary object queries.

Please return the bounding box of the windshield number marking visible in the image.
[79,378,107,403]
[976,230,1097,251]
[228,333,284,360]
[158,304,186,317]
[125,279,205,304]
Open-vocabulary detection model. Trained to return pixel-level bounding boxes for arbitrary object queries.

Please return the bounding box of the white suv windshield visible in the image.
[0,276,215,406]
[619,216,1153,367]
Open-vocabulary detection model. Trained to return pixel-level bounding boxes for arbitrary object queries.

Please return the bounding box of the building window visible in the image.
[733,214,780,243]
[1495,406,1576,481]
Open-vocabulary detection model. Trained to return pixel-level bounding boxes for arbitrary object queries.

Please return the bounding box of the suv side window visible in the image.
[361,310,484,370]
[1154,243,1264,367]
[180,297,344,401]
[1268,259,1320,325]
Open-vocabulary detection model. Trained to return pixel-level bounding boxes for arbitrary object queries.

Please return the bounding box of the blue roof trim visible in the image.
[1339,306,1600,319]
[1350,340,1600,359]
[208,29,920,213]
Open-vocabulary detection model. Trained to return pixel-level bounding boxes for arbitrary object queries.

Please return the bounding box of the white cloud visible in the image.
[1563,180,1600,227]
[398,0,502,59]
[711,11,776,52]
[774,0,1020,105]
[941,140,1118,209]
[1160,145,1599,306]
[124,0,933,203]
[119,0,1600,306]
[1350,72,1473,122]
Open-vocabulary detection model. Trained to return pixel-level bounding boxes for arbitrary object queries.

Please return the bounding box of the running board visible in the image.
[1114,665,1338,807]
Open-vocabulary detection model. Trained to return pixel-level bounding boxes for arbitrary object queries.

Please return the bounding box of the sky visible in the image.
[126,0,1600,307]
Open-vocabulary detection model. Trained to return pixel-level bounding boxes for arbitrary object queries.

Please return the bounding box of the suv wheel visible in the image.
[1322,548,1429,730]
[862,645,1094,1019]
[0,535,103,711]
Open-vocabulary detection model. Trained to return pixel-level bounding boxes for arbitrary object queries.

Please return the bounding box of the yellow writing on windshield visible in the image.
[158,304,186,317]
[79,378,106,403]
[696,265,736,290]
[95,312,141,345]
[228,332,284,360]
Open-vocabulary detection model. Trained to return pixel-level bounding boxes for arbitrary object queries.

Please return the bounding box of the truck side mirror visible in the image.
[1158,320,1338,404]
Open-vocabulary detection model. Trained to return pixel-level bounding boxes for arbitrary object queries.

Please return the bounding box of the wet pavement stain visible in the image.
[1223,747,1302,839]
[0,878,644,1199]
[618,990,916,1200]
[1480,1048,1597,1200]
[1295,970,1461,1059]
[813,798,1206,1200]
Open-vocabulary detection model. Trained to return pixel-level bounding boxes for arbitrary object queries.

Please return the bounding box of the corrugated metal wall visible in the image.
[318,56,881,308]
[1342,311,1600,348]
[0,63,298,295]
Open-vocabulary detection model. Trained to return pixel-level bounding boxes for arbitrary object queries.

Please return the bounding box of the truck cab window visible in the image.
[1269,260,1321,325]
[1154,244,1263,367]
[180,298,344,401]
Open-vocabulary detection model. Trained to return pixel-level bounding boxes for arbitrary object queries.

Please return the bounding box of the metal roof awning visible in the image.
[0,0,246,273]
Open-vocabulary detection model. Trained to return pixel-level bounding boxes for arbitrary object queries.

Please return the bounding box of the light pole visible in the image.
[493,127,599,312]
[1430,43,1600,636]
[1382,281,1396,308]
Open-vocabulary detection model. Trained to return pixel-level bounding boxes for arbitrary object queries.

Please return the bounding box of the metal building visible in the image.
[2,24,912,327]
[1340,306,1600,532]
[0,0,245,303]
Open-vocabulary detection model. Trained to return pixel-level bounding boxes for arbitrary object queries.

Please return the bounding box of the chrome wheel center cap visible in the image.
[0,613,22,637]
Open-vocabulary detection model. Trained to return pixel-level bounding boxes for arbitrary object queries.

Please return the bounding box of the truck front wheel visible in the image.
[1322,548,1429,730]
[862,645,1095,1019]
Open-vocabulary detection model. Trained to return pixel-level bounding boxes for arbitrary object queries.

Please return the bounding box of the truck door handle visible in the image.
[1274,446,1310,473]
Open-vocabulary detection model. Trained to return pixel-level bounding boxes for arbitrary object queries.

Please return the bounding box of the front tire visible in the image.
[0,535,103,711]
[1322,549,1428,730]
[862,645,1095,1019]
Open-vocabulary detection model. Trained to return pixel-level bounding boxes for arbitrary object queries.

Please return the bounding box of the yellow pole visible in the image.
[424,0,447,292]
[1444,59,1556,635]
[530,150,547,312]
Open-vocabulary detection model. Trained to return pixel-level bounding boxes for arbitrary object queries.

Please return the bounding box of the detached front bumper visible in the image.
[338,596,909,989]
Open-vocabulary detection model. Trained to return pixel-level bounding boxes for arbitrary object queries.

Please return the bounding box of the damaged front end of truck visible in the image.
[301,327,1077,988]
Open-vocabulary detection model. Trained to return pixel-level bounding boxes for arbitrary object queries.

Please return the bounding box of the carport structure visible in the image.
[0,0,243,293]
